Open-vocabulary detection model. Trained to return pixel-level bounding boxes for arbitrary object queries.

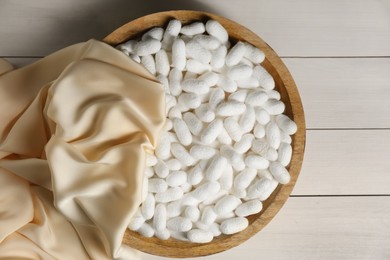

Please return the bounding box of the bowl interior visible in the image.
[104,10,306,258]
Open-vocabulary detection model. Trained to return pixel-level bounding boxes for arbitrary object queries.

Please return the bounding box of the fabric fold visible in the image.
[0,40,165,259]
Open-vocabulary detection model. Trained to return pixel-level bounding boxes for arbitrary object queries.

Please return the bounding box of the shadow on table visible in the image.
[48,0,216,53]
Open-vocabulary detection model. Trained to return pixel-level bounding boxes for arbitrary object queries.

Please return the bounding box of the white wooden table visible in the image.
[1,0,389,259]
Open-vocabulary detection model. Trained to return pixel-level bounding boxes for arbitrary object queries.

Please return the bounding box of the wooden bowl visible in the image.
[104,10,306,258]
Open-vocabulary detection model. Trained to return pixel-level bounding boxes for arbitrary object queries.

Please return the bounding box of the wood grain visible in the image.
[293,129,390,195]
[1,0,390,57]
[104,10,305,258]
[283,58,390,129]
[141,197,390,260]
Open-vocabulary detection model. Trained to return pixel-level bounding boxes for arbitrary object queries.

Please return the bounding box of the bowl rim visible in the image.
[104,10,306,258]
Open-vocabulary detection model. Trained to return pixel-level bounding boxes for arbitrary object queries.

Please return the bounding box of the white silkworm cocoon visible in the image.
[253,65,275,90]
[155,228,170,240]
[217,126,233,145]
[200,119,223,144]
[265,122,281,149]
[210,45,227,69]
[190,145,217,160]
[235,200,262,217]
[155,187,184,203]
[165,159,181,171]
[269,162,291,184]
[171,38,186,71]
[224,117,242,142]
[128,211,145,231]
[155,49,170,76]
[239,105,256,133]
[228,89,248,102]
[187,164,204,185]
[201,206,218,225]
[142,178,148,201]
[187,229,213,243]
[195,104,216,123]
[220,217,248,235]
[245,154,269,169]
[183,112,203,136]
[167,217,192,232]
[217,76,237,93]
[181,194,200,207]
[166,200,182,218]
[134,38,161,56]
[130,54,141,63]
[280,131,292,144]
[231,189,247,199]
[247,178,278,201]
[141,193,155,220]
[185,206,201,222]
[198,72,219,87]
[262,99,285,115]
[276,114,298,135]
[157,74,170,94]
[253,123,266,138]
[227,64,252,80]
[165,94,176,114]
[205,155,228,181]
[118,39,136,54]
[181,22,206,36]
[245,90,268,106]
[233,133,254,154]
[137,223,154,237]
[216,101,246,116]
[186,40,212,64]
[214,195,242,216]
[162,19,181,50]
[173,118,192,146]
[186,59,211,74]
[236,76,259,89]
[208,88,225,109]
[168,105,183,119]
[144,166,154,178]
[162,120,173,133]
[203,190,228,205]
[267,89,281,100]
[148,178,168,193]
[168,68,183,96]
[181,182,192,193]
[182,78,209,95]
[142,27,164,41]
[166,170,187,187]
[154,160,169,178]
[141,55,156,75]
[244,43,265,63]
[220,145,245,171]
[233,168,257,191]
[191,181,221,201]
[205,20,229,43]
[146,154,158,167]
[226,41,246,66]
[171,143,195,166]
[218,164,233,190]
[194,34,221,50]
[254,108,270,125]
[278,143,293,166]
[251,139,278,161]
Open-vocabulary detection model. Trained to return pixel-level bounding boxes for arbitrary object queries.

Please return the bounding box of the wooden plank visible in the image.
[293,130,390,195]
[0,0,390,57]
[141,197,390,260]
[3,57,389,195]
[283,58,390,129]
[4,56,390,129]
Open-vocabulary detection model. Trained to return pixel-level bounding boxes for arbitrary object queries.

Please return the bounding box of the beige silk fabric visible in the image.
[0,40,166,259]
